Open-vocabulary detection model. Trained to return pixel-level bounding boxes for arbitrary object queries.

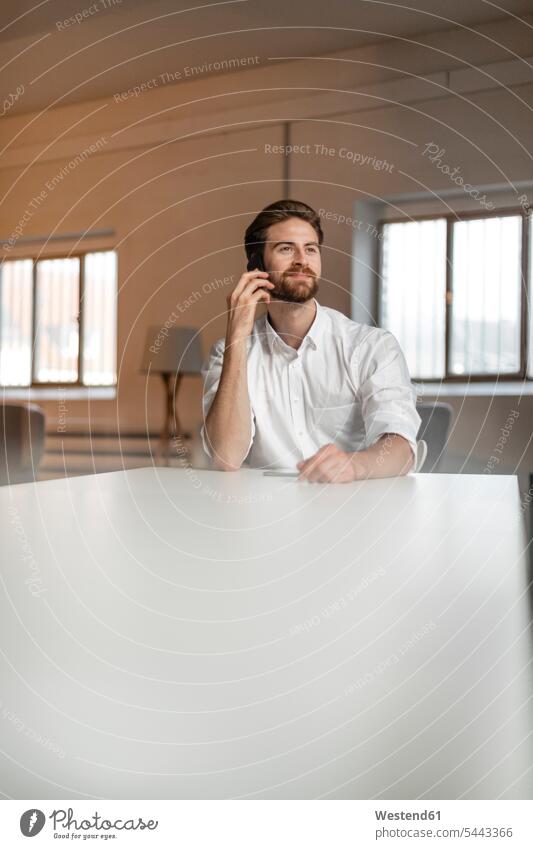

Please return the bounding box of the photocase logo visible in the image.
[20,809,45,837]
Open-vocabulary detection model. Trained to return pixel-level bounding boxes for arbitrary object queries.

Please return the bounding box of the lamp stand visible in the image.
[157,372,189,466]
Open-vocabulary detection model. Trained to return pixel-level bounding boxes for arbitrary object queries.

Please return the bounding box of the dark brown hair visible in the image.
[244,199,323,264]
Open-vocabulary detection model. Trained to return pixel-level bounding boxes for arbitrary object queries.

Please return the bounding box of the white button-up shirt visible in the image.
[200,299,420,470]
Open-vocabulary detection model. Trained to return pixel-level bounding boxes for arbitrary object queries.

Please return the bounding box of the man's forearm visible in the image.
[203,341,252,471]
[351,433,414,479]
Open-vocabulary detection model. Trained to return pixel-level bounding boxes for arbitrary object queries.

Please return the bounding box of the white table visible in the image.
[1,468,532,799]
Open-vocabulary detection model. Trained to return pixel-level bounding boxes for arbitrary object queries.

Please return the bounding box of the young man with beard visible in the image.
[200,199,420,483]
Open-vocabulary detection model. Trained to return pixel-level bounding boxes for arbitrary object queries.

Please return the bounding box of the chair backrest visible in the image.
[0,404,46,485]
[416,402,453,472]
[414,439,428,473]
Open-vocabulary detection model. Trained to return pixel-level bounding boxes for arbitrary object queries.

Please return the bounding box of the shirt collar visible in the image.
[264,299,325,353]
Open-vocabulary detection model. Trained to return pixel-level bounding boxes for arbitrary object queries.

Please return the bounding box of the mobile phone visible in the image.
[247,253,268,275]
[262,471,299,477]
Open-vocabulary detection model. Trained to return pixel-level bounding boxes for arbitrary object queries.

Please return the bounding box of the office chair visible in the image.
[416,402,453,472]
[0,403,46,485]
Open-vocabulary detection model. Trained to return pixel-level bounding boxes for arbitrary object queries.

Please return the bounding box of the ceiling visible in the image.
[2,0,533,115]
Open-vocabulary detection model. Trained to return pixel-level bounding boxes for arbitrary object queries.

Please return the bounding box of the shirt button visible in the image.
[293,397,299,402]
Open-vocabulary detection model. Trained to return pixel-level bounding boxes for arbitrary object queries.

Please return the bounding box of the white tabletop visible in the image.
[1,467,532,800]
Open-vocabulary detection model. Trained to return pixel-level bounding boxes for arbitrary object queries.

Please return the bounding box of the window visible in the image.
[379,211,529,381]
[35,257,80,383]
[0,260,33,386]
[0,250,118,387]
[526,217,533,379]
[450,216,522,376]
[381,218,447,379]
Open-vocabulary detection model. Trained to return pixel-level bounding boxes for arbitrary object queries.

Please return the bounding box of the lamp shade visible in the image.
[140,326,204,374]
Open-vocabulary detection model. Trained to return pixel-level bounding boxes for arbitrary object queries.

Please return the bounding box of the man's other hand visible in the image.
[296,444,364,483]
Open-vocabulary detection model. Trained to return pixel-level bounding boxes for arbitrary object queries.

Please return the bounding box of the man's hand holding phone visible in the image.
[225,270,275,346]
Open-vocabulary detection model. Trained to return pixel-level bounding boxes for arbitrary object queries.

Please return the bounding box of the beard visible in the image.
[268,266,319,304]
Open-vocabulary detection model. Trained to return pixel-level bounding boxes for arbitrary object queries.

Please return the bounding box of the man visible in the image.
[200,199,420,483]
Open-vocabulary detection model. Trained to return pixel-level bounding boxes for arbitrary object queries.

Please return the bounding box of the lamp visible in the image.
[140,326,203,464]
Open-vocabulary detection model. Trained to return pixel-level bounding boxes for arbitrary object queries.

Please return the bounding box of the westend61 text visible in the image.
[375,810,441,820]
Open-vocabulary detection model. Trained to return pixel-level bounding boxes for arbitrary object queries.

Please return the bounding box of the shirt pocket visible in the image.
[309,400,357,439]
[251,390,275,418]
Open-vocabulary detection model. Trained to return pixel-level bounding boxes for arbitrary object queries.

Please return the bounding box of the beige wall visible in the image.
[1,13,532,483]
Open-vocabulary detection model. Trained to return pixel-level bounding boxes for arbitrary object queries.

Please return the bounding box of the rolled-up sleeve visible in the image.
[199,339,256,462]
[355,329,421,460]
